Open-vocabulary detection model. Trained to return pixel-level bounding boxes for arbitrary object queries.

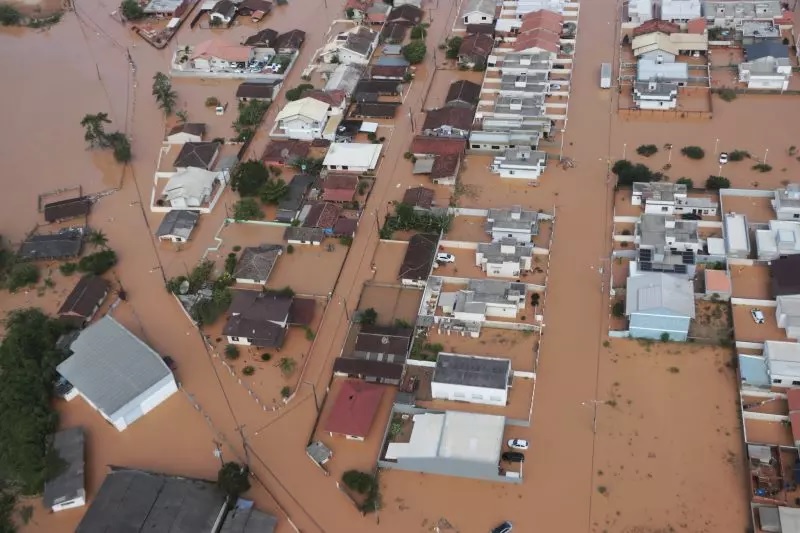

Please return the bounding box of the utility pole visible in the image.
[714,138,719,155]
[581,400,605,434]
[303,381,320,414]
[237,425,250,467]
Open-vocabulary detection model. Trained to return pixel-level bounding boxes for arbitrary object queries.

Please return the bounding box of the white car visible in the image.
[507,438,529,450]
[436,253,455,263]
[550,83,562,90]
[751,309,765,324]
[719,152,729,164]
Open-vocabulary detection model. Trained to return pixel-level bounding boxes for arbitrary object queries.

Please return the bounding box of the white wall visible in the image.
[464,12,493,24]
[109,373,178,431]
[486,303,519,318]
[431,381,508,406]
[51,492,86,512]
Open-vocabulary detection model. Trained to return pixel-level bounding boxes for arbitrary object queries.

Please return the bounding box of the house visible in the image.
[633,19,680,37]
[702,0,782,28]
[322,173,359,202]
[374,55,410,68]
[333,217,358,238]
[58,275,110,328]
[461,0,495,25]
[303,202,342,233]
[345,0,373,20]
[173,141,220,170]
[233,245,282,285]
[370,64,409,80]
[631,32,708,61]
[633,214,701,277]
[438,279,527,324]
[756,221,800,260]
[323,143,382,172]
[387,4,423,25]
[325,26,379,65]
[776,295,800,340]
[631,181,718,216]
[325,380,384,440]
[661,0,701,22]
[44,197,91,223]
[210,0,237,25]
[402,186,435,211]
[466,23,496,36]
[704,269,732,299]
[364,2,390,23]
[486,206,539,243]
[410,137,465,186]
[237,0,272,18]
[512,9,564,56]
[459,33,494,68]
[741,21,780,43]
[156,210,199,243]
[166,123,206,144]
[56,316,178,431]
[410,136,467,158]
[190,39,252,70]
[446,80,482,109]
[162,167,221,208]
[625,272,695,341]
[432,353,511,407]
[476,238,534,278]
[772,255,800,297]
[261,140,311,167]
[773,184,800,221]
[272,97,331,140]
[332,357,404,385]
[236,80,281,102]
[634,78,679,110]
[724,212,750,259]
[284,226,325,245]
[353,325,413,363]
[399,233,439,287]
[764,341,800,387]
[276,173,314,222]
[686,16,707,34]
[220,500,278,533]
[469,130,542,153]
[490,147,547,180]
[75,468,228,533]
[43,427,85,512]
[382,22,408,43]
[628,0,654,24]
[223,290,293,348]
[354,79,402,96]
[325,64,362,95]
[350,102,401,118]
[739,40,791,90]
[243,28,278,47]
[422,107,474,138]
[19,228,84,261]
[275,29,306,52]
[302,89,348,114]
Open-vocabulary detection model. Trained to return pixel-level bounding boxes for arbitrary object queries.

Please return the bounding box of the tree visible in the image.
[610,159,659,187]
[728,150,749,161]
[87,230,108,249]
[233,100,269,140]
[402,40,427,64]
[107,132,132,163]
[612,301,625,318]
[285,83,314,101]
[233,198,263,221]
[676,177,693,189]
[152,72,178,116]
[231,160,269,196]
[445,36,462,59]
[705,175,730,190]
[680,146,705,160]
[291,156,324,176]
[0,4,22,25]
[224,344,240,359]
[78,250,118,275]
[217,462,251,499]
[278,357,296,377]
[359,307,377,325]
[7,263,40,292]
[192,288,232,325]
[345,7,355,18]
[259,179,289,204]
[410,24,427,39]
[342,470,375,494]
[636,144,658,157]
[225,253,238,275]
[120,0,145,20]
[80,113,112,148]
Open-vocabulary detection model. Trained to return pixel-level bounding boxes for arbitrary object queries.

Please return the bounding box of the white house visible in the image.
[776,295,800,340]
[490,148,547,180]
[739,58,791,91]
[631,182,718,216]
[626,272,695,341]
[322,143,382,172]
[165,123,206,144]
[461,0,495,25]
[724,213,750,259]
[162,167,221,208]
[431,353,511,407]
[43,427,85,512]
[323,26,379,65]
[764,341,800,387]
[439,279,527,321]
[633,80,679,110]
[660,0,700,22]
[773,184,800,221]
[633,214,701,278]
[56,316,178,432]
[628,0,654,24]
[271,97,331,140]
[475,238,534,278]
[756,220,800,260]
[702,0,782,28]
[486,206,540,244]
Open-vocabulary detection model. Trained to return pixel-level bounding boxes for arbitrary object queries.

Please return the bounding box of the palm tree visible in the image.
[80,113,111,148]
[152,72,170,96]
[259,179,289,205]
[87,230,108,249]
[278,357,296,377]
[156,87,178,116]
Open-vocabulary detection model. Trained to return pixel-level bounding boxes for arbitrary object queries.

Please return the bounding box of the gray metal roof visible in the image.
[57,316,172,418]
[220,502,278,533]
[433,353,510,390]
[745,40,789,60]
[486,206,540,234]
[625,272,695,317]
[156,210,200,239]
[306,441,333,464]
[43,427,85,509]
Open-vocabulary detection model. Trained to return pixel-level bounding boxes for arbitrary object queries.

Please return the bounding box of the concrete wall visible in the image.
[431,381,508,406]
[110,373,178,431]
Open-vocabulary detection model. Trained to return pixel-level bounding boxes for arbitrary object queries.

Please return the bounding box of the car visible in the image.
[501,451,525,463]
[436,253,455,263]
[719,152,729,164]
[681,213,702,221]
[491,521,513,533]
[550,83,562,90]
[751,309,765,324]
[507,438,529,450]
[162,356,177,370]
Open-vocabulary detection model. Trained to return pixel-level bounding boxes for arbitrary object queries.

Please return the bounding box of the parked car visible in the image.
[507,439,529,450]
[491,521,513,533]
[550,83,562,90]
[751,309,765,324]
[719,152,729,165]
[681,213,701,220]
[436,253,455,263]
[162,356,177,371]
[501,451,525,463]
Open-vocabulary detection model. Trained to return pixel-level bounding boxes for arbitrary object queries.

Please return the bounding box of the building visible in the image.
[276,173,314,222]
[764,341,800,387]
[322,143,382,172]
[636,59,689,101]
[261,139,310,167]
[44,197,91,223]
[632,32,708,61]
[173,141,220,170]
[274,29,306,52]
[633,19,681,36]
[387,4,423,25]
[399,233,439,287]
[625,272,695,341]
[476,238,534,278]
[219,499,278,533]
[383,410,508,482]
[422,107,475,137]
[512,9,564,56]
[773,184,800,221]
[702,0,782,28]
[236,80,281,102]
[322,173,359,202]
[236,0,272,19]
[162,167,222,208]
[350,102,401,119]
[189,38,252,71]
[325,64,362,96]
[303,89,348,114]
[284,226,324,246]
[56,316,178,431]
[661,0,701,22]
[469,130,542,154]
[633,214,700,277]
[432,353,511,406]
[756,220,800,260]
[353,325,413,363]
[704,269,732,299]
[166,123,206,144]
[303,202,342,233]
[772,255,800,297]
[402,186,435,211]
[446,80,482,108]
[223,290,293,348]
[332,357,404,385]
[631,181,718,216]
[272,97,331,140]
[628,0,654,24]
[739,41,791,90]
[724,212,751,259]
[756,507,800,533]
[461,0,495,25]
[370,63,409,80]
[323,26,379,65]
[459,33,494,68]
[243,28,278,47]
[776,295,800,340]
[233,245,282,284]
[43,427,86,512]
[19,228,84,261]
[156,210,199,243]
[438,279,527,324]
[411,153,462,186]
[486,206,540,243]
[58,275,110,328]
[490,148,547,180]
[210,0,237,25]
[324,380,384,440]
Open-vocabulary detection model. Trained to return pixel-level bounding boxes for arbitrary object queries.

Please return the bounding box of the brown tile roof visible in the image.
[633,19,680,37]
[346,0,372,10]
[173,142,219,169]
[369,65,408,78]
[518,8,563,33]
[322,173,358,202]
[387,4,422,24]
[422,107,474,131]
[58,275,109,320]
[236,81,279,100]
[446,80,481,107]
[275,29,306,50]
[513,28,560,54]
[289,297,316,325]
[351,102,400,118]
[402,186,435,209]
[44,197,91,223]
[304,202,342,229]
[233,245,282,282]
[355,325,413,356]
[168,123,206,137]
[686,17,706,35]
[223,290,292,347]
[301,89,347,106]
[431,154,461,180]
[459,33,494,59]
[324,380,384,438]
[332,357,404,381]
[466,23,495,35]
[261,140,311,165]
[333,217,358,237]
[399,233,438,282]
[409,136,466,156]
[354,79,401,95]
[243,28,278,46]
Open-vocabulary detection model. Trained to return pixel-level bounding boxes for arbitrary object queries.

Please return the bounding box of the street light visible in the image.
[714,138,719,155]
[764,148,769,165]
[622,143,627,160]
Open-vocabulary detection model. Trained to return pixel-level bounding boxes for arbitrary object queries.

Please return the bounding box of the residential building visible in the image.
[274,29,306,52]
[236,80,281,102]
[325,65,361,96]
[354,78,402,97]
[219,500,278,533]
[345,0,373,20]
[370,63,409,80]
[56,316,178,431]
[432,353,511,406]
[461,0,495,25]
[741,21,780,43]
[173,141,220,171]
[44,196,91,223]
[628,0,654,24]
[162,167,221,208]
[322,143,383,172]
[399,233,439,287]
[493,93,546,119]
[773,184,800,221]
[498,52,554,75]
[724,212,751,259]
[637,58,689,85]
[438,280,527,324]
[459,33,494,68]
[660,0,701,22]
[333,357,404,385]
[704,268,732,299]
[353,325,413,363]
[633,19,681,37]
[634,79,679,109]
[631,31,708,61]
[156,209,199,243]
[233,245,282,284]
[19,228,83,262]
[409,137,465,186]
[223,290,292,348]
[476,238,534,278]
[303,202,342,234]
[58,275,109,328]
[284,226,324,246]
[486,206,540,243]
[512,9,564,57]
[261,139,310,167]
[350,102,401,119]
[739,40,791,90]
[244,28,278,47]
[402,186,436,211]
[776,295,800,340]
[188,38,252,71]
[324,380,384,440]
[469,130,542,154]
[490,147,547,180]
[209,0,237,25]
[631,181,718,216]
[322,173,359,202]
[272,97,331,140]
[43,427,86,512]
[756,220,800,260]
[764,341,800,387]
[626,272,695,341]
[446,80,482,108]
[276,173,314,223]
[772,255,800,297]
[302,89,348,114]
[633,214,701,277]
[323,26,379,65]
[382,22,408,43]
[466,23,496,35]
[687,16,707,33]
[702,0,782,28]
[387,4,423,25]
[422,107,475,137]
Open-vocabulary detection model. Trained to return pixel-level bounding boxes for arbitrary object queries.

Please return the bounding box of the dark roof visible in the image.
[399,233,438,282]
[19,228,83,261]
[465,23,495,35]
[772,255,800,297]
[332,216,358,237]
[745,40,789,60]
[446,80,481,107]
[422,107,475,131]
[168,123,207,137]
[223,290,292,347]
[355,79,401,95]
[410,136,466,156]
[284,226,325,243]
[402,186,435,209]
[43,427,85,509]
[633,19,680,36]
[333,357,404,381]
[289,297,316,325]
[173,142,220,169]
[275,29,306,50]
[351,102,400,118]
[302,89,347,106]
[381,22,407,42]
[355,325,413,356]
[303,202,341,229]
[344,27,377,55]
[324,380,384,437]
[212,0,237,17]
[58,275,109,319]
[238,0,272,14]
[261,140,311,165]
[44,196,91,223]
[433,353,510,390]
[431,154,461,180]
[370,64,408,78]
[244,28,278,46]
[276,174,314,216]
[219,503,278,533]
[233,245,282,282]
[76,467,226,533]
[236,81,279,100]
[459,33,494,59]
[387,4,422,24]
[156,209,199,239]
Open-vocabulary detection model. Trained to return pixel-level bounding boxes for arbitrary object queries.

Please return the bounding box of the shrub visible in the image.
[402,40,426,64]
[280,386,291,398]
[445,36,462,59]
[59,262,78,276]
[205,96,220,107]
[612,301,625,318]
[305,327,315,340]
[120,0,145,20]
[278,357,296,376]
[680,146,705,160]
[78,250,117,275]
[225,253,238,275]
[232,198,263,221]
[261,353,272,362]
[752,163,772,173]
[531,293,540,306]
[718,88,737,102]
[0,3,22,25]
[636,144,658,157]
[242,366,255,376]
[410,24,426,39]
[705,175,730,190]
[660,332,670,342]
[728,150,749,161]
[676,177,693,189]
[360,307,378,325]
[7,263,40,291]
[285,83,314,101]
[339,236,353,246]
[232,245,241,252]
[224,344,240,360]
[342,470,374,494]
[611,159,659,187]
[217,462,250,498]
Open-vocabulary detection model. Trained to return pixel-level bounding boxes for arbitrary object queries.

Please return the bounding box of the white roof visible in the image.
[323,143,382,169]
[275,97,330,123]
[724,213,749,254]
[461,0,495,15]
[778,295,800,318]
[637,59,689,82]
[780,506,800,533]
[765,341,800,362]
[707,237,726,256]
[626,272,695,317]
[163,167,218,206]
[360,122,379,133]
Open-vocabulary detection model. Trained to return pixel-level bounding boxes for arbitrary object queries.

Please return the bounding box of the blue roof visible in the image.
[745,40,789,61]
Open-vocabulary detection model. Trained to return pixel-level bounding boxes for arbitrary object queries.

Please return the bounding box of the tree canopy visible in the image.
[402,40,426,64]
[120,0,145,20]
[233,100,269,141]
[231,160,269,197]
[217,462,251,499]
[259,179,289,205]
[445,37,462,59]
[285,83,314,101]
[152,72,178,116]
[611,159,660,187]
[80,113,112,148]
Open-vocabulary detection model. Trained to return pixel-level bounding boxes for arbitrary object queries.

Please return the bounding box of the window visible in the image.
[491,145,501,150]
[793,381,800,386]
[471,144,480,149]
[471,393,483,400]
[342,165,349,170]
[773,378,782,384]
[661,206,668,212]
[231,336,240,342]
[794,214,799,219]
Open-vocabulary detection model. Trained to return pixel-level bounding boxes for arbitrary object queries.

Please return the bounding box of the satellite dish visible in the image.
[179,280,190,295]
[381,336,389,344]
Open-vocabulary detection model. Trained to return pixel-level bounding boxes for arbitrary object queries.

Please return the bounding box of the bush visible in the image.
[342,470,374,494]
[636,144,658,157]
[120,0,145,20]
[718,88,737,102]
[242,365,255,376]
[279,357,296,376]
[305,327,315,340]
[59,262,78,276]
[611,159,659,187]
[205,96,220,107]
[231,160,269,196]
[0,3,22,25]
[217,462,250,498]
[339,236,353,246]
[446,36,463,59]
[660,332,670,342]
[410,24,426,39]
[612,301,625,318]
[676,177,693,189]
[285,83,314,101]
[402,40,426,64]
[280,386,291,398]
[225,253,238,275]
[78,250,117,275]
[233,198,263,221]
[705,175,730,190]
[261,353,272,361]
[680,146,705,160]
[224,344,240,359]
[360,307,377,325]
[7,263,40,292]
[286,244,294,254]
[752,163,772,173]
[728,150,749,161]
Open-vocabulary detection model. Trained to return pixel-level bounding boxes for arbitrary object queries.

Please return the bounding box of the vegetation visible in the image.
[259,178,289,204]
[280,386,291,398]
[304,327,315,340]
[0,3,22,25]
[217,462,251,499]
[705,175,731,190]
[636,144,658,157]
[152,72,178,116]
[242,366,255,376]
[612,301,625,318]
[728,150,749,162]
[285,83,314,101]
[611,160,660,187]
[680,146,705,160]
[359,307,378,325]
[291,156,324,177]
[718,88,737,102]
[676,177,693,189]
[233,100,269,141]
[225,253,238,275]
[531,293,540,307]
[286,244,294,254]
[192,287,232,325]
[379,203,452,239]
[59,262,78,276]
[87,229,108,249]
[233,198,264,221]
[120,0,145,19]
[261,352,272,362]
[660,332,671,342]
[410,23,427,39]
[265,286,295,298]
[80,113,112,148]
[278,357,296,377]
[205,96,220,108]
[6,263,40,292]
[225,344,240,360]
[231,160,269,196]
[342,470,375,494]
[78,250,118,275]
[402,40,427,64]
[445,36,463,59]
[752,163,772,173]
[107,132,132,163]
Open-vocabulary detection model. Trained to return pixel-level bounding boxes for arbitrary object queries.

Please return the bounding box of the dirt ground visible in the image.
[689,300,733,342]
[356,285,422,325]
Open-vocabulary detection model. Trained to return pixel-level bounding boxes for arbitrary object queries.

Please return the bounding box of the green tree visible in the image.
[120,0,145,19]
[402,40,427,64]
[259,179,289,204]
[676,177,693,189]
[285,83,314,101]
[233,198,264,221]
[612,301,625,318]
[636,144,658,157]
[705,175,730,190]
[445,36,462,59]
[278,357,296,377]
[0,3,22,25]
[233,100,269,140]
[611,159,659,187]
[225,253,238,275]
[680,146,705,160]
[86,229,108,249]
[78,250,117,275]
[410,24,427,39]
[359,307,377,325]
[217,462,251,499]
[152,72,178,116]
[342,470,374,494]
[7,263,40,292]
[291,156,324,176]
[80,112,112,148]
[107,132,132,163]
[231,160,269,196]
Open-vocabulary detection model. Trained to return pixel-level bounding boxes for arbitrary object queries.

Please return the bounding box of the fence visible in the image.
[731,298,777,307]
[618,107,713,120]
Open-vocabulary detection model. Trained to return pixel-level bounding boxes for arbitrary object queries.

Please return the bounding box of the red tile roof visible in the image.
[513,28,560,54]
[345,0,372,10]
[402,186,435,208]
[304,202,342,229]
[789,388,800,412]
[686,17,706,34]
[633,19,680,37]
[324,380,384,438]
[422,107,475,131]
[322,173,358,202]
[431,154,461,180]
[302,89,347,106]
[459,33,494,59]
[410,136,466,156]
[261,140,311,165]
[518,9,563,34]
[791,412,800,445]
